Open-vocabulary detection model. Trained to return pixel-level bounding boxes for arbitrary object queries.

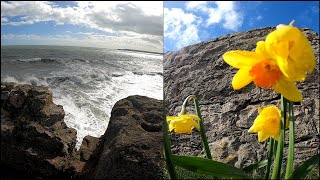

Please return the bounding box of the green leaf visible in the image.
[289,153,319,180]
[242,159,268,173]
[171,155,251,179]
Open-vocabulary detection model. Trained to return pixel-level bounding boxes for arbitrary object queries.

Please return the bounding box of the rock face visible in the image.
[1,82,83,178]
[164,27,319,168]
[1,83,163,179]
[82,95,164,180]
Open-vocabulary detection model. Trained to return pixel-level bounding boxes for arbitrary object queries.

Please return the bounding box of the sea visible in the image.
[1,45,163,148]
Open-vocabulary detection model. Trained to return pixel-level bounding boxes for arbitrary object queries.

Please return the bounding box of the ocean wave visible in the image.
[71,58,89,63]
[47,73,112,86]
[90,73,111,81]
[132,71,163,76]
[17,57,59,63]
[111,72,125,77]
[1,75,48,86]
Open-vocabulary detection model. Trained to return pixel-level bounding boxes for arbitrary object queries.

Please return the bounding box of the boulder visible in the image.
[164,27,319,168]
[81,95,164,180]
[1,82,82,178]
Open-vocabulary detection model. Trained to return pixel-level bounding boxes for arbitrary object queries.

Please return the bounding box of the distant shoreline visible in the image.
[117,49,163,55]
[1,45,163,55]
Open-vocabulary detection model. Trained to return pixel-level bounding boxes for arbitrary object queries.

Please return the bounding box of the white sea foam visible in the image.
[2,47,163,149]
[17,57,42,62]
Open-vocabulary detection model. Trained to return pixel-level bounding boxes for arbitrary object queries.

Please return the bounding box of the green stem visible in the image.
[163,93,177,179]
[271,95,287,179]
[285,101,295,179]
[273,140,278,159]
[266,137,274,180]
[193,96,212,159]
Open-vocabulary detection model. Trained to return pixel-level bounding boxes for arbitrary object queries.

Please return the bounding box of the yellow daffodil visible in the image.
[222,21,315,102]
[248,106,288,142]
[166,114,200,134]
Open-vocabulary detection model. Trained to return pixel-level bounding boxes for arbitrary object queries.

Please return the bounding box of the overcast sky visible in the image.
[164,1,319,52]
[1,1,163,53]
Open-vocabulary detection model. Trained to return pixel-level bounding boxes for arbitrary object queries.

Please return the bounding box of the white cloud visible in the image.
[186,1,208,12]
[1,1,163,36]
[186,1,243,31]
[1,17,8,23]
[1,1,163,52]
[1,34,41,40]
[164,8,201,50]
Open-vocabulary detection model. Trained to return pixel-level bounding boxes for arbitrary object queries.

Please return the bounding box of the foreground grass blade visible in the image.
[289,153,319,180]
[266,138,274,179]
[285,101,295,179]
[171,155,250,179]
[243,159,268,173]
[193,96,212,159]
[163,93,177,179]
[271,95,287,179]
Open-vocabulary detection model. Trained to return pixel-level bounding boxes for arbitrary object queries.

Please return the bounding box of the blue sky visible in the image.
[164,1,319,52]
[1,1,163,52]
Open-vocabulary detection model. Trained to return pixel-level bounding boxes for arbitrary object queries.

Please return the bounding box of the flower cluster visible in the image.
[222,21,315,142]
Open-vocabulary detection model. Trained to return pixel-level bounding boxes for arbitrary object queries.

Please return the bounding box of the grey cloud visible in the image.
[88,3,163,36]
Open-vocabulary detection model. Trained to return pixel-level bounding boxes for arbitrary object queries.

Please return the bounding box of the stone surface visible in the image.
[81,95,164,180]
[1,82,83,178]
[164,27,319,168]
[78,135,101,162]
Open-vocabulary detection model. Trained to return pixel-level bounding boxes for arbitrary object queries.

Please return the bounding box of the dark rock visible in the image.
[1,82,81,178]
[79,135,101,162]
[164,27,319,168]
[81,95,164,180]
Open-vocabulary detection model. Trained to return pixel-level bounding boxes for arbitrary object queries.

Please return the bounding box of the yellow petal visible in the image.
[166,116,179,122]
[288,35,315,74]
[259,106,281,117]
[232,69,253,90]
[174,125,193,134]
[168,123,174,132]
[273,78,302,102]
[258,131,269,142]
[276,56,307,81]
[248,125,257,133]
[272,134,279,141]
[180,114,200,121]
[248,115,264,133]
[222,51,264,69]
[167,114,201,134]
[255,41,271,58]
[266,26,315,81]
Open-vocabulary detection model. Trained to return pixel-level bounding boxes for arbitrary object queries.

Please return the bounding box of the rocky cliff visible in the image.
[164,27,319,168]
[1,82,163,179]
